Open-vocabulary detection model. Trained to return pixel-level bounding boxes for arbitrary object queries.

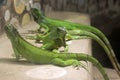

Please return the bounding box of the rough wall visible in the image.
[43,0,120,16]
[0,0,42,34]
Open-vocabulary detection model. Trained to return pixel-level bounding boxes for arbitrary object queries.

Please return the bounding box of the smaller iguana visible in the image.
[26,27,68,52]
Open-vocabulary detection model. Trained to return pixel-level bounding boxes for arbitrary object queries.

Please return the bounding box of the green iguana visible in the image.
[30,8,120,76]
[27,27,68,52]
[5,24,109,80]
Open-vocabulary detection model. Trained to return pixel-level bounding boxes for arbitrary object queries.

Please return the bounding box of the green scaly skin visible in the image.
[5,24,109,80]
[30,8,120,76]
[36,27,68,52]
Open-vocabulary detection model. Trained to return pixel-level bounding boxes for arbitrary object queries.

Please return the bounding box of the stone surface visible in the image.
[21,13,31,26]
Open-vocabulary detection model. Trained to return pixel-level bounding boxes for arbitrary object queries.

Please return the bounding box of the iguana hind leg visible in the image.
[51,58,86,68]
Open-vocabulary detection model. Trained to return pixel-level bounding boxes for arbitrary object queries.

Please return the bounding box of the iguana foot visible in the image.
[52,49,60,53]
[72,61,88,70]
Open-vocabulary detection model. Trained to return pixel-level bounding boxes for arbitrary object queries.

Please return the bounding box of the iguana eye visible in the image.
[57,27,67,33]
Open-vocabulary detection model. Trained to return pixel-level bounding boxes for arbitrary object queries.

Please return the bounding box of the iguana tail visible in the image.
[68,30,120,76]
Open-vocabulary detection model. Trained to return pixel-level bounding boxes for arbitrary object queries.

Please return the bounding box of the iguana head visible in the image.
[4,24,19,40]
[57,27,67,37]
[30,8,44,22]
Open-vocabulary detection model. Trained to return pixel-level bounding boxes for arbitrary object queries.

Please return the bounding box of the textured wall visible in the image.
[43,0,120,16]
[0,0,42,34]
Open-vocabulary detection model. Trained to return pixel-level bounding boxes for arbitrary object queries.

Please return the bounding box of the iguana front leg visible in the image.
[12,46,21,61]
[38,23,49,34]
[41,41,55,51]
[25,34,43,43]
[51,58,85,67]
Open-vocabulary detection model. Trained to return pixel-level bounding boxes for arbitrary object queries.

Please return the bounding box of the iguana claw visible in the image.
[73,60,88,71]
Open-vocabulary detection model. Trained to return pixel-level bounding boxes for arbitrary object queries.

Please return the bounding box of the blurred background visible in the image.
[0,0,120,68]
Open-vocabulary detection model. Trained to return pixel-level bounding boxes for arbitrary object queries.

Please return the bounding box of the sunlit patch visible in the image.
[26,65,67,79]
[66,41,72,45]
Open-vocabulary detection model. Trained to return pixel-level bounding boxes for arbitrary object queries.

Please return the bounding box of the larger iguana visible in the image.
[5,24,109,80]
[30,8,120,76]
